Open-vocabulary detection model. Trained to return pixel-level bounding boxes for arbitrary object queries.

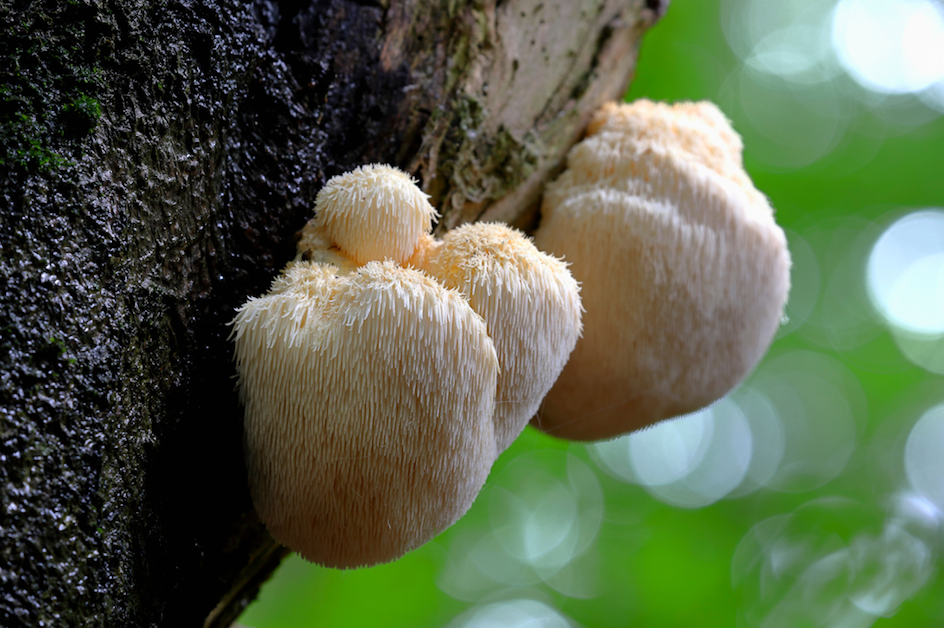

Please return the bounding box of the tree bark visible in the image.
[0,0,663,625]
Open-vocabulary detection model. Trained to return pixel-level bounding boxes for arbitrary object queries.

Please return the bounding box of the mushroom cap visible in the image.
[311,164,439,265]
[420,222,583,452]
[586,100,746,182]
[232,260,499,568]
[532,99,791,441]
[543,102,766,211]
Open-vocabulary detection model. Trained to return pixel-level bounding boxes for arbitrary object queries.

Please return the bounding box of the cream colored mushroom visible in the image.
[232,163,582,568]
[303,166,583,454]
[233,260,499,569]
[419,222,583,452]
[532,99,791,441]
[304,163,439,265]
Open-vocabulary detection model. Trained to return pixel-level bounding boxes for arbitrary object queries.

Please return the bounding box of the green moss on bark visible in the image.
[0,1,107,172]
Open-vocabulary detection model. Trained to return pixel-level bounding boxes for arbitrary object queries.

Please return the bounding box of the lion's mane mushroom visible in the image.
[233,260,498,569]
[419,222,583,452]
[232,164,582,568]
[306,163,439,266]
[532,99,791,442]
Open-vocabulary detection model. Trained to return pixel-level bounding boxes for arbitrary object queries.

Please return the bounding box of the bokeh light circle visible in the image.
[592,398,754,508]
[439,452,603,601]
[867,209,944,373]
[447,599,574,628]
[749,351,864,492]
[905,404,944,511]
[832,0,944,95]
[488,456,602,575]
[722,0,842,85]
[727,386,785,496]
[867,209,944,335]
[628,410,714,487]
[718,67,851,170]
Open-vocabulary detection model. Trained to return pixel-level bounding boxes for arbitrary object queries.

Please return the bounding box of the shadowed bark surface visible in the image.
[0,0,663,625]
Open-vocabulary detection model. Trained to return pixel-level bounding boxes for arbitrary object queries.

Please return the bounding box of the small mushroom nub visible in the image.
[311,163,439,265]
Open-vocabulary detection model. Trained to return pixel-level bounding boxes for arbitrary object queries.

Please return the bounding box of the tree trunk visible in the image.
[0,0,663,625]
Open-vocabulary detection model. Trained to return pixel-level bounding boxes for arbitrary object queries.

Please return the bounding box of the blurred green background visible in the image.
[239,0,944,626]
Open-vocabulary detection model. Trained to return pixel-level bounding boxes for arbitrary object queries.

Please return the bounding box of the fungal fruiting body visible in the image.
[308,164,438,266]
[232,164,582,568]
[420,223,582,452]
[532,100,791,442]
[233,261,497,568]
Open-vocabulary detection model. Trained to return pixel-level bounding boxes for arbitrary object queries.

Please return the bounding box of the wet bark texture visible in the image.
[0,0,663,625]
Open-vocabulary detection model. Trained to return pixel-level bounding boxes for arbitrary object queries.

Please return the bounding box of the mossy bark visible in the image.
[0,0,663,625]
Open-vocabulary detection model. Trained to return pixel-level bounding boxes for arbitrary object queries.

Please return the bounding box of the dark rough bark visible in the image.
[0,0,663,625]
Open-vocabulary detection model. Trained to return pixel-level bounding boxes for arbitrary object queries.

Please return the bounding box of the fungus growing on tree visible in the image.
[232,260,498,568]
[231,164,582,568]
[419,222,583,452]
[306,164,439,266]
[532,99,791,442]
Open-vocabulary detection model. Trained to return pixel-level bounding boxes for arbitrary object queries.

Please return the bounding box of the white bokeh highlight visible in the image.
[750,352,863,492]
[447,599,574,628]
[720,0,943,171]
[722,0,841,84]
[867,209,944,373]
[867,210,944,335]
[592,398,754,508]
[628,410,714,487]
[438,453,603,601]
[832,0,944,95]
[594,352,864,503]
[905,404,944,511]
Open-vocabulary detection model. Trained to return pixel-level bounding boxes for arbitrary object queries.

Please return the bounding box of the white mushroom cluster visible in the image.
[231,164,582,569]
[533,99,791,441]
